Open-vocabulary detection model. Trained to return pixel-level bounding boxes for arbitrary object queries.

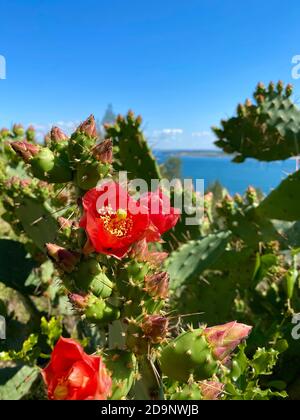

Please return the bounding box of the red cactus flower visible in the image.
[80,182,180,259]
[204,321,252,362]
[42,338,112,400]
[80,182,150,258]
[140,189,180,241]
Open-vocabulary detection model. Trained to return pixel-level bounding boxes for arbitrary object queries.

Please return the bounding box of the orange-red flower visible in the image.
[80,182,180,258]
[42,338,112,400]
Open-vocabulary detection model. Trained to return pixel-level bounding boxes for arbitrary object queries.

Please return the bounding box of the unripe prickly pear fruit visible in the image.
[68,115,97,162]
[26,125,35,142]
[69,293,120,325]
[72,259,114,298]
[126,260,150,283]
[75,160,110,190]
[12,123,25,137]
[160,328,218,382]
[103,350,137,400]
[11,141,73,183]
[246,186,258,205]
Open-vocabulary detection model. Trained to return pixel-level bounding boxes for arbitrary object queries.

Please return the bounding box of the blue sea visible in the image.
[155,151,296,195]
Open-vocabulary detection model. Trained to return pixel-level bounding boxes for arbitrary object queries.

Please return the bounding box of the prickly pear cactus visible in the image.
[105,111,161,185]
[1,111,286,401]
[165,231,231,289]
[214,82,300,162]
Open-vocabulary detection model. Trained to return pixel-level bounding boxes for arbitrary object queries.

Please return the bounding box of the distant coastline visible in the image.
[153,149,227,158]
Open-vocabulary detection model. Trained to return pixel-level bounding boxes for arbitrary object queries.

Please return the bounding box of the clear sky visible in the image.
[1,0,300,149]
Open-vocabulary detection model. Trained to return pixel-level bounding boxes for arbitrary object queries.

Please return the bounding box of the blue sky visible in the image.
[1,0,300,149]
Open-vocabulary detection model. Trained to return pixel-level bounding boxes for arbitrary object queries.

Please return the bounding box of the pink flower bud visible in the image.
[144,272,169,300]
[92,138,113,163]
[58,217,73,230]
[199,381,224,400]
[77,115,97,138]
[10,141,40,162]
[141,315,169,343]
[46,243,80,273]
[204,321,252,362]
[68,293,88,309]
[50,127,68,142]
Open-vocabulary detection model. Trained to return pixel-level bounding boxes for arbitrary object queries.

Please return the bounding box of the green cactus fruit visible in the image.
[30,148,73,183]
[257,169,300,221]
[82,295,120,325]
[160,328,218,382]
[73,259,114,298]
[75,160,110,190]
[126,260,150,283]
[104,350,137,400]
[68,132,96,162]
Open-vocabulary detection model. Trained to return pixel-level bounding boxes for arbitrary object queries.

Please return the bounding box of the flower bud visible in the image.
[141,315,169,343]
[50,126,68,142]
[92,138,113,164]
[10,141,40,162]
[46,243,80,273]
[204,321,252,362]
[144,272,169,300]
[77,115,97,138]
[198,381,224,400]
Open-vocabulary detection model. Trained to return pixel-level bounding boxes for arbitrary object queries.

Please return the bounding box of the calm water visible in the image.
[155,152,296,195]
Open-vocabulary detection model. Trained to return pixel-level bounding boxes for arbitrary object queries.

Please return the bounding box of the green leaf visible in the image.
[40,316,62,349]
[0,365,40,400]
[251,347,280,376]
[0,239,37,293]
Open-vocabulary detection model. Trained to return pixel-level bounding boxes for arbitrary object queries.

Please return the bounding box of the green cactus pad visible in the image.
[170,383,203,400]
[166,231,231,290]
[15,197,59,251]
[73,259,114,298]
[257,169,300,221]
[214,82,300,162]
[104,350,137,400]
[105,112,161,186]
[160,328,218,381]
[84,295,120,325]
